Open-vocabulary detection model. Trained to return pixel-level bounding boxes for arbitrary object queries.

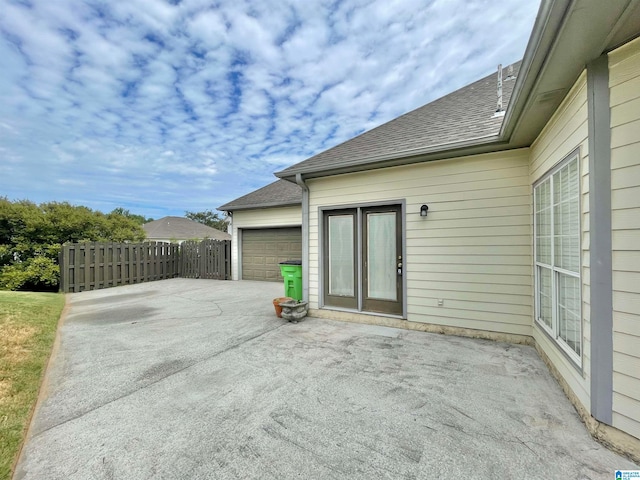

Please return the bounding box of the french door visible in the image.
[323,205,403,315]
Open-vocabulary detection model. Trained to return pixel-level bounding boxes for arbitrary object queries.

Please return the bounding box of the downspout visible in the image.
[223,210,235,280]
[224,211,232,235]
[295,173,309,302]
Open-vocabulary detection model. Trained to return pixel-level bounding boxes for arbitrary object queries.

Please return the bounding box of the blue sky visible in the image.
[0,0,539,220]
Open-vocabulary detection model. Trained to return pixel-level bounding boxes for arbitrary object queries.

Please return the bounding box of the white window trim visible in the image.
[533,150,582,366]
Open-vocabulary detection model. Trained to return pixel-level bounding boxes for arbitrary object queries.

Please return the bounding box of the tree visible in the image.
[0,198,146,291]
[104,211,148,242]
[109,207,153,225]
[184,210,227,232]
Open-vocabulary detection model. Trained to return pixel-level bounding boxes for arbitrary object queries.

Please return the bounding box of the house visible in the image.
[219,0,640,460]
[218,180,302,281]
[142,216,231,244]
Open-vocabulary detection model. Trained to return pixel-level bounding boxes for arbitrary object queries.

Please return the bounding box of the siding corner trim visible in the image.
[587,54,613,425]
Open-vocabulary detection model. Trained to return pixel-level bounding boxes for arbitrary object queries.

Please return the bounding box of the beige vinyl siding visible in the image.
[230,206,302,281]
[609,37,640,440]
[529,71,590,410]
[308,148,533,336]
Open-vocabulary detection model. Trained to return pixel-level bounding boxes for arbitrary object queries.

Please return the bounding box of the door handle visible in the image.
[397,262,402,276]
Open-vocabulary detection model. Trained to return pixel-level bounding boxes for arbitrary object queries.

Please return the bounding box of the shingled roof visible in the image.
[276,62,520,179]
[143,216,231,241]
[218,179,302,211]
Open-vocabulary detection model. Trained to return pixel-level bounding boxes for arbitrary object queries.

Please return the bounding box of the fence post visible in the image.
[226,240,231,279]
[59,246,66,293]
[115,243,123,286]
[96,243,103,290]
[71,246,80,293]
[173,243,178,278]
[148,242,154,281]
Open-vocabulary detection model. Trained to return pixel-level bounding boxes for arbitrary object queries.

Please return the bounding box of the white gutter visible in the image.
[295,173,309,302]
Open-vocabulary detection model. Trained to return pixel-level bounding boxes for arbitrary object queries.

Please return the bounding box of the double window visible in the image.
[534,152,581,363]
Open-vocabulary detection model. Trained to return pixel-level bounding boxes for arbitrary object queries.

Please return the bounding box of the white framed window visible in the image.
[534,151,581,364]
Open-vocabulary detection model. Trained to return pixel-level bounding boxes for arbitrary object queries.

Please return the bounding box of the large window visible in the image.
[534,153,581,363]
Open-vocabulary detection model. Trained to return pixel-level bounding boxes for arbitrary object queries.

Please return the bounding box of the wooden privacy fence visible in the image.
[180,239,231,280]
[59,239,231,293]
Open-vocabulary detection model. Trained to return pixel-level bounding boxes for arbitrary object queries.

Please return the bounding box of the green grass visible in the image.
[0,291,65,480]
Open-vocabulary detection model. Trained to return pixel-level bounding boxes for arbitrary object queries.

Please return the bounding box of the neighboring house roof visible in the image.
[275,0,640,181]
[218,179,302,211]
[143,216,231,241]
[277,62,520,179]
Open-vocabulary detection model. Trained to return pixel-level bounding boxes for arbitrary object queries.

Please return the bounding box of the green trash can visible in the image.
[279,260,303,301]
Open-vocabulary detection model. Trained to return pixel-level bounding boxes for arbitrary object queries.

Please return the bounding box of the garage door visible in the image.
[242,227,302,281]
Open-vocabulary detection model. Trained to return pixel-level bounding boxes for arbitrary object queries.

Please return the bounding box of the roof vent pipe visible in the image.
[496,64,503,112]
[493,64,505,118]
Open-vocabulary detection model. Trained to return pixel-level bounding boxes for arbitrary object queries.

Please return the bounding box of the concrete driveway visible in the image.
[16,279,638,479]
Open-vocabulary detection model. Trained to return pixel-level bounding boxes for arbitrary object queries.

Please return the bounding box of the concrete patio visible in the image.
[15,278,638,479]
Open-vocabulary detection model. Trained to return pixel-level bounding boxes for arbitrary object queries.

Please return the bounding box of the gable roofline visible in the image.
[218,179,302,212]
[275,0,640,182]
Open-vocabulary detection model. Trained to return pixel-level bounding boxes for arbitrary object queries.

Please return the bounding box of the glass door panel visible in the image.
[367,212,397,300]
[362,206,402,315]
[328,215,355,296]
[323,210,357,309]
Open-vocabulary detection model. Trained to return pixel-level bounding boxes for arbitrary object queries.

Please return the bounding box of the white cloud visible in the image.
[0,0,539,218]
[187,9,227,48]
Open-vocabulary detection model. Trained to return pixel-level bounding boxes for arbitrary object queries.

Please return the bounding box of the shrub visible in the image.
[0,198,146,291]
[0,256,59,291]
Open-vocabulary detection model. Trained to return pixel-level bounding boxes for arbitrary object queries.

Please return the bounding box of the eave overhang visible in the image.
[217,200,301,213]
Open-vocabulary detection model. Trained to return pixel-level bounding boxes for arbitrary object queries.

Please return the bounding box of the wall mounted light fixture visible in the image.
[420,205,429,217]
